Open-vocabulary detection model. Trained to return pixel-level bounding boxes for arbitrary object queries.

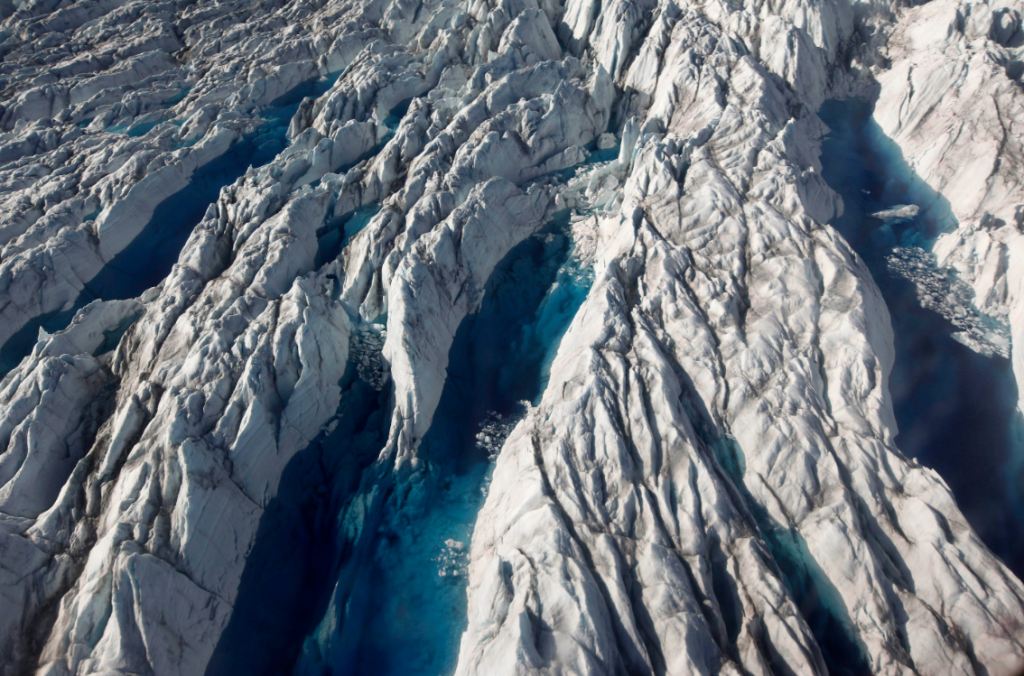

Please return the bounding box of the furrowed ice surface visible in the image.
[0,113,261,375]
[1,0,1024,674]
[0,72,345,377]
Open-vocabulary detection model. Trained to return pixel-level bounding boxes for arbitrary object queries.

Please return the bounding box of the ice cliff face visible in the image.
[1,0,1023,672]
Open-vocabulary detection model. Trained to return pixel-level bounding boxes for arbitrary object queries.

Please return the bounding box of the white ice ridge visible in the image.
[0,0,1022,673]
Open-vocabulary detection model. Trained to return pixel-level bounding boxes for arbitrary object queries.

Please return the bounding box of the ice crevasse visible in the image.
[0,0,1023,673]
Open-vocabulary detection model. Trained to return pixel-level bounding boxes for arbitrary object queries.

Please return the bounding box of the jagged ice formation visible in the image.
[1,0,1024,672]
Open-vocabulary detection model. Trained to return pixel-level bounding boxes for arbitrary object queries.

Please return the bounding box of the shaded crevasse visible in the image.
[316,204,383,269]
[293,213,593,676]
[706,433,873,676]
[818,97,1009,357]
[217,158,599,676]
[867,0,1024,424]
[0,72,346,376]
[205,324,391,676]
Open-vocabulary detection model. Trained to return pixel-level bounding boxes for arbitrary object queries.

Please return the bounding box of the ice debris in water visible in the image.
[871,204,921,223]
[475,409,524,462]
[437,539,467,578]
[352,325,388,390]
[887,246,1012,358]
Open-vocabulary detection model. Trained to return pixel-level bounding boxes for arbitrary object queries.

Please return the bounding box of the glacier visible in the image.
[1,0,1024,672]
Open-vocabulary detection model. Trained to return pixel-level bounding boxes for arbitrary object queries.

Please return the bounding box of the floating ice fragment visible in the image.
[871,203,920,223]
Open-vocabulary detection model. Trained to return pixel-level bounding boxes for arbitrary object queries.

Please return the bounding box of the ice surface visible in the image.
[3,0,1024,674]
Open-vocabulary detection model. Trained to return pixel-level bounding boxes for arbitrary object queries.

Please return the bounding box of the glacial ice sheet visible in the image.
[4,0,1024,670]
[819,97,1024,577]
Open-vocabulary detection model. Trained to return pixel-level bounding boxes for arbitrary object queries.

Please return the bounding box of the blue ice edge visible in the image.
[316,204,383,269]
[817,97,1024,580]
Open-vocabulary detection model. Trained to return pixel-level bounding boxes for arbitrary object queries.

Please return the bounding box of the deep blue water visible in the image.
[287,213,592,676]
[0,75,339,376]
[817,98,1024,579]
[315,204,381,269]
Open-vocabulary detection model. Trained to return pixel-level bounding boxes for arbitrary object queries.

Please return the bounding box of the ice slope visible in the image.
[0,0,1021,673]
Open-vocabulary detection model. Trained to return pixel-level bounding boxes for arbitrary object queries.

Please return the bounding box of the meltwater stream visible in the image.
[818,98,1024,578]
[285,212,592,676]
